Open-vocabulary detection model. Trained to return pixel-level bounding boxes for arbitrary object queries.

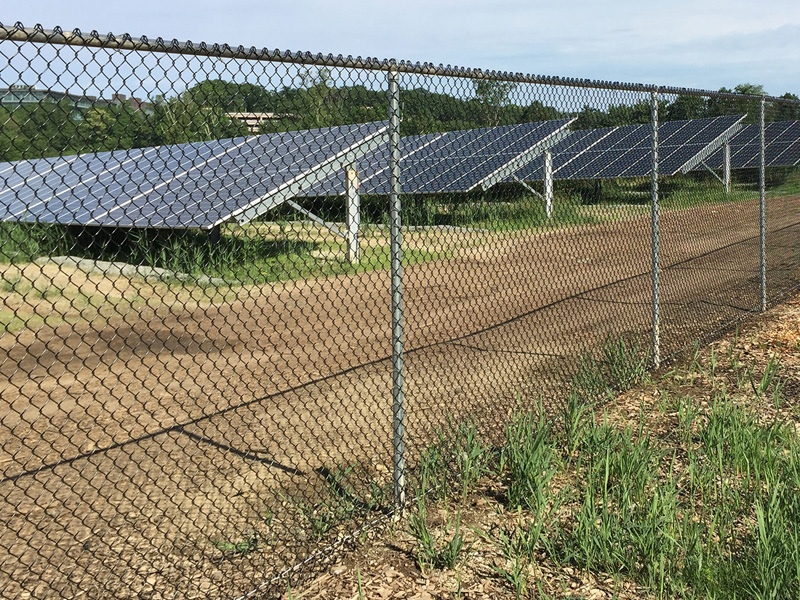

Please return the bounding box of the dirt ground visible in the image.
[284,286,800,600]
[0,195,799,599]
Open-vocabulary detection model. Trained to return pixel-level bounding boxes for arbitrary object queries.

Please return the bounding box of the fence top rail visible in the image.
[2,21,799,106]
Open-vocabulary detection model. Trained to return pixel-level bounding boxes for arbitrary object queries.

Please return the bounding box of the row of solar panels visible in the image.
[695,121,800,170]
[1,115,798,230]
[303,114,745,194]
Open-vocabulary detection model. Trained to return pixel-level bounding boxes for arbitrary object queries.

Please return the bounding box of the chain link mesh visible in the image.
[1,22,799,599]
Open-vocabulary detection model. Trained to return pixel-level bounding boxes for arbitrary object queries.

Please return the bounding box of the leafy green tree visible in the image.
[521,100,562,123]
[772,93,800,121]
[399,88,481,134]
[474,80,517,126]
[182,79,274,112]
[1,99,81,159]
[708,84,765,123]
[0,106,22,161]
[78,103,157,152]
[665,95,708,121]
[573,105,615,129]
[294,68,340,129]
[148,94,247,144]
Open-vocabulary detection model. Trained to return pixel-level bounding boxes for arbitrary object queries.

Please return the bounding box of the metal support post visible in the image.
[760,97,767,312]
[388,69,406,510]
[346,164,361,263]
[543,150,554,219]
[723,142,731,194]
[650,91,661,368]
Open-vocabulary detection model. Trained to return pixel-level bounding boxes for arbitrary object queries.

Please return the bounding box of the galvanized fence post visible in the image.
[388,68,406,510]
[759,96,767,312]
[650,90,661,368]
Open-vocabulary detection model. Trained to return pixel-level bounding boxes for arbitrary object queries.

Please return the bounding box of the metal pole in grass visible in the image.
[388,68,406,510]
[650,90,661,368]
[760,96,767,312]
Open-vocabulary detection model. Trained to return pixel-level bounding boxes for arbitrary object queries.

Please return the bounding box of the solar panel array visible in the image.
[694,121,800,171]
[508,126,616,182]
[512,115,745,182]
[1,113,788,232]
[301,119,575,196]
[0,121,388,229]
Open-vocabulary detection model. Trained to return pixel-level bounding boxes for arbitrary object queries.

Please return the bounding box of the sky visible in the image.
[7,0,800,97]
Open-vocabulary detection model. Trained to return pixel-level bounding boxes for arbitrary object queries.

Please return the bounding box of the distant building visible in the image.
[0,85,152,119]
[226,111,301,133]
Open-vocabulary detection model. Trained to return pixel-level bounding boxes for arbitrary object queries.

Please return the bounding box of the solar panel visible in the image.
[0,121,389,229]
[301,119,575,196]
[547,115,746,181]
[508,127,617,182]
[695,121,800,170]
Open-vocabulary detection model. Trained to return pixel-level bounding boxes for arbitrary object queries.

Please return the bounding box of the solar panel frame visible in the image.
[0,121,390,229]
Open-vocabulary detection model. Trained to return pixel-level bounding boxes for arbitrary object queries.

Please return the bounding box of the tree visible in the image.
[708,84,765,123]
[772,93,800,121]
[1,99,81,159]
[78,103,156,152]
[665,95,708,121]
[521,100,561,123]
[183,79,274,112]
[573,105,615,129]
[294,68,340,129]
[474,80,517,127]
[148,95,247,144]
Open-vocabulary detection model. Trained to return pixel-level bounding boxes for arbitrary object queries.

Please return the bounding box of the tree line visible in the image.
[1,72,798,162]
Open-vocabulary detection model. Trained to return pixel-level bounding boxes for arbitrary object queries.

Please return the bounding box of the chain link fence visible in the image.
[1,22,799,599]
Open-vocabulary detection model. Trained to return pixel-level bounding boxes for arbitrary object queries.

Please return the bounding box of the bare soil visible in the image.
[0,196,798,599]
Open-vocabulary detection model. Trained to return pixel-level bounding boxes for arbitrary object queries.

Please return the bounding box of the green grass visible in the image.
[416,416,491,502]
[0,221,72,263]
[0,221,448,286]
[474,339,800,599]
[0,308,28,334]
[501,403,557,513]
[408,497,468,572]
[448,194,602,232]
[212,531,261,556]
[557,334,649,452]
[661,185,758,210]
[768,167,800,196]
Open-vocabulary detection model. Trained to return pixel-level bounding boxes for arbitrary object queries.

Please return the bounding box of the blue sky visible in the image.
[8,0,800,96]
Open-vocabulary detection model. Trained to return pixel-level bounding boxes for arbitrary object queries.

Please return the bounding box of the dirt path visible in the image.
[1,196,799,599]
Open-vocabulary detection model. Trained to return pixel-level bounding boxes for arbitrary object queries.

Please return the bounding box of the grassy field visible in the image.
[285,295,800,599]
[2,167,796,289]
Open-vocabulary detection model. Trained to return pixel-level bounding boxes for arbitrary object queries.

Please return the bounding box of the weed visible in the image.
[408,493,468,572]
[601,334,648,389]
[357,568,365,599]
[559,388,593,458]
[571,334,648,404]
[750,354,781,399]
[675,395,699,444]
[571,354,608,401]
[417,416,490,501]
[0,274,24,294]
[212,531,260,556]
[492,525,530,599]
[709,345,718,380]
[501,404,557,512]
